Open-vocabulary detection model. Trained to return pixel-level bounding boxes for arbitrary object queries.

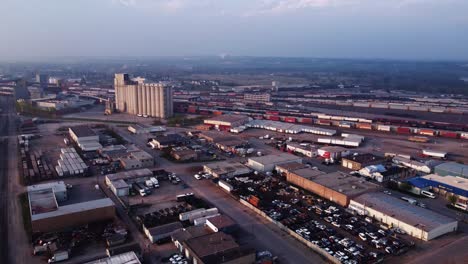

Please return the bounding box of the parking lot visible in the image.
[222,172,415,264]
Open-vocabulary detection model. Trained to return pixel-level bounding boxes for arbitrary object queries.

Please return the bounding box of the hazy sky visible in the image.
[1,0,468,60]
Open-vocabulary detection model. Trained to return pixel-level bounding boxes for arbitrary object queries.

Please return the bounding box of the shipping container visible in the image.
[284,117,297,123]
[439,131,459,139]
[266,111,279,115]
[317,119,332,126]
[397,127,411,134]
[356,123,372,130]
[408,136,429,143]
[419,129,435,136]
[248,195,261,207]
[299,118,313,124]
[377,125,391,132]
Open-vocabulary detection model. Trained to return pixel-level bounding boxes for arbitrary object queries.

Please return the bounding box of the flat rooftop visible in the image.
[86,251,141,264]
[291,170,379,197]
[343,153,384,164]
[205,161,250,174]
[31,198,114,221]
[207,215,236,229]
[185,232,239,258]
[69,126,97,138]
[249,153,301,165]
[353,192,457,231]
[106,168,153,181]
[29,188,58,215]
[276,162,307,172]
[205,114,249,123]
[422,174,468,191]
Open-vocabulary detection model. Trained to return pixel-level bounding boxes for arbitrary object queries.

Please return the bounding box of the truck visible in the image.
[150,177,159,188]
[401,197,417,205]
[48,251,69,263]
[133,182,149,196]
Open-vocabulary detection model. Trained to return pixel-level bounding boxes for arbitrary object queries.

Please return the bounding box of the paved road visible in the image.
[0,96,12,264]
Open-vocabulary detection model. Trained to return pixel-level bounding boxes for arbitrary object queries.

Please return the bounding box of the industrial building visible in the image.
[243,93,271,102]
[276,162,307,175]
[170,147,198,161]
[119,150,154,170]
[182,232,256,264]
[68,126,102,151]
[203,115,251,131]
[392,156,432,174]
[284,169,379,206]
[247,153,302,172]
[105,168,154,197]
[317,146,348,159]
[205,215,237,234]
[407,174,468,204]
[317,134,364,147]
[144,222,183,244]
[128,123,166,134]
[341,153,385,170]
[203,161,251,178]
[349,192,458,241]
[114,73,173,118]
[246,120,336,135]
[86,251,141,264]
[434,162,468,178]
[172,226,212,254]
[28,182,115,233]
[286,143,317,158]
[149,134,186,149]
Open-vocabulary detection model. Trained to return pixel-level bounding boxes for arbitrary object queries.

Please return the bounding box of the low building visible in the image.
[28,183,115,233]
[119,150,153,170]
[286,143,317,158]
[68,126,102,151]
[276,162,307,175]
[359,165,412,182]
[149,134,186,149]
[128,124,166,134]
[317,146,347,160]
[105,168,153,197]
[285,169,380,206]
[434,162,468,178]
[349,192,458,241]
[99,145,128,160]
[408,174,468,204]
[171,147,198,161]
[172,226,212,253]
[86,251,141,264]
[206,215,237,234]
[392,156,432,174]
[203,161,251,178]
[247,153,302,172]
[342,153,385,170]
[144,222,183,244]
[204,115,250,131]
[69,126,99,144]
[183,232,255,264]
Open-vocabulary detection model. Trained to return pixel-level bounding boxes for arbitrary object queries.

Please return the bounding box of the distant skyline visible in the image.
[2,0,468,60]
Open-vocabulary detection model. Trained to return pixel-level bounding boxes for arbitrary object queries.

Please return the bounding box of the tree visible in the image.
[448,195,457,205]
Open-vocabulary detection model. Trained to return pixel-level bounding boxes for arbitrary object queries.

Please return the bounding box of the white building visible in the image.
[349,192,457,241]
[247,153,302,172]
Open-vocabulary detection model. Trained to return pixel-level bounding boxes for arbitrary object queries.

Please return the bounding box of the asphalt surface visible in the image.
[0,95,16,263]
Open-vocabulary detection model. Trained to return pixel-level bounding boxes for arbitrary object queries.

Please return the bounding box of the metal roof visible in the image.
[353,192,457,231]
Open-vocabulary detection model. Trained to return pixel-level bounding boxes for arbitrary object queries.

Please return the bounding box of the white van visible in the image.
[454,202,467,211]
[421,190,436,199]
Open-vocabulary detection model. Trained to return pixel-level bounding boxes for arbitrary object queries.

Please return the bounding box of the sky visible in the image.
[1,0,468,60]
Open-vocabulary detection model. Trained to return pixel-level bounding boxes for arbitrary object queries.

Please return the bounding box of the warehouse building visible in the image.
[204,115,250,131]
[349,192,458,241]
[206,215,237,234]
[203,161,251,178]
[69,126,102,151]
[286,143,318,158]
[128,123,166,134]
[171,147,198,161]
[434,162,468,179]
[407,174,468,204]
[247,153,302,172]
[119,150,154,170]
[182,232,255,264]
[285,169,379,206]
[144,222,183,244]
[342,153,385,170]
[105,168,153,197]
[172,226,212,253]
[28,182,115,233]
[276,162,307,175]
[86,251,141,264]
